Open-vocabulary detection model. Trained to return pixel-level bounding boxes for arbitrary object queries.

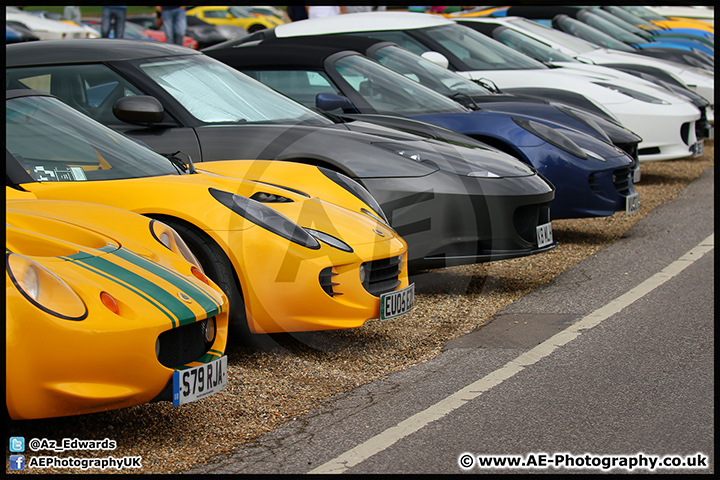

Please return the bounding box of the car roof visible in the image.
[5,39,200,66]
[209,35,393,68]
[274,11,453,37]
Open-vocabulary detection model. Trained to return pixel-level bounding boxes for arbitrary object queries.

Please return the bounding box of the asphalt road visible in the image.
[188,166,714,475]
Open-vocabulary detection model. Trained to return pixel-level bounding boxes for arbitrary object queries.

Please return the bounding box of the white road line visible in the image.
[309,233,714,474]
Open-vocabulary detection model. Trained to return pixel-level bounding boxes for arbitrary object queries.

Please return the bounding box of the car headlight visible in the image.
[7,253,87,320]
[209,188,321,250]
[592,82,670,105]
[304,228,354,253]
[150,220,205,273]
[317,167,389,225]
[553,104,612,143]
[512,117,589,160]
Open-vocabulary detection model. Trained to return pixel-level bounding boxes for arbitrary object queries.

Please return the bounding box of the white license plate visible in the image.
[380,283,415,320]
[536,222,553,248]
[694,140,704,157]
[173,356,227,406]
[626,192,640,215]
[633,165,641,184]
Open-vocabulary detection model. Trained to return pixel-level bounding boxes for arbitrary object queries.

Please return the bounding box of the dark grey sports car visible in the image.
[6,39,556,270]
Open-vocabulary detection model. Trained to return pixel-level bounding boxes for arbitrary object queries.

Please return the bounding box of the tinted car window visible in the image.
[6,64,144,124]
[6,95,178,182]
[374,45,493,96]
[334,55,467,114]
[346,31,429,56]
[427,24,547,71]
[243,69,341,110]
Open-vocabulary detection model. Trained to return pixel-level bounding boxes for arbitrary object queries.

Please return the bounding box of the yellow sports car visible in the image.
[6,190,229,420]
[186,6,283,33]
[6,89,412,337]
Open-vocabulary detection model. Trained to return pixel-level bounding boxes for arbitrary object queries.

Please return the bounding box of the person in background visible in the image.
[158,5,187,45]
[287,5,308,21]
[62,6,81,25]
[306,5,347,19]
[101,6,127,38]
[346,6,387,14]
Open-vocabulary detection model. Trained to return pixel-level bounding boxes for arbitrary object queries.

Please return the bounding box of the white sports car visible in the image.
[459,16,714,113]
[453,16,714,145]
[239,11,704,161]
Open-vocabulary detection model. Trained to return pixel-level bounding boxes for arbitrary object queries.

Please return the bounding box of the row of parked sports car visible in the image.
[5,7,713,421]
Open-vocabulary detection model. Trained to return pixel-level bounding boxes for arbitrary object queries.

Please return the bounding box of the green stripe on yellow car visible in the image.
[112,247,223,316]
[63,252,198,327]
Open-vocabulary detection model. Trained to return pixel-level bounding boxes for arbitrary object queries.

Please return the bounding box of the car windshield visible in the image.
[604,6,661,30]
[491,27,578,63]
[425,24,548,71]
[6,95,179,182]
[554,15,636,53]
[334,54,468,114]
[576,9,649,45]
[506,17,599,54]
[620,6,668,22]
[373,45,495,97]
[135,55,332,126]
[590,8,654,39]
[228,6,254,18]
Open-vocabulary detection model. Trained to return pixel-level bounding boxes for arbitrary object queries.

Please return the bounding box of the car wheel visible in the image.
[156,217,251,340]
[247,24,266,33]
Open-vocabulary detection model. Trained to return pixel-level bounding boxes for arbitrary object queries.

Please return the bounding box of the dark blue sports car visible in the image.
[206,38,640,220]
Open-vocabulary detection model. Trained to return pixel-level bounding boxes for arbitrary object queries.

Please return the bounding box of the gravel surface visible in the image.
[7,140,713,474]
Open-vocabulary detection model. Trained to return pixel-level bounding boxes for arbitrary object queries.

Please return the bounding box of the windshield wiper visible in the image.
[450,92,481,110]
[162,150,197,174]
[472,78,502,94]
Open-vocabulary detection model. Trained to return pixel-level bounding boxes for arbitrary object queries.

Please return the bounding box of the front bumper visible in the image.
[362,171,556,270]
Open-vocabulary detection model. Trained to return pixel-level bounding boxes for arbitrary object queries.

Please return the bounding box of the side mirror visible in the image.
[316,93,353,112]
[421,51,449,69]
[112,95,165,125]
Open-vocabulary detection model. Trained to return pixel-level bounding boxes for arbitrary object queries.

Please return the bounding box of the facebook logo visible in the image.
[10,436,25,452]
[9,455,25,471]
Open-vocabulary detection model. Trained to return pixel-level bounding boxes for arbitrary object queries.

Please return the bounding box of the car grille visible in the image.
[362,256,402,296]
[319,267,341,297]
[680,122,692,146]
[612,167,633,196]
[513,202,551,245]
[156,318,214,368]
[589,168,633,197]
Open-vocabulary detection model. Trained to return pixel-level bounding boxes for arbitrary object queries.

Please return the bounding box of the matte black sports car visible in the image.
[6,39,557,270]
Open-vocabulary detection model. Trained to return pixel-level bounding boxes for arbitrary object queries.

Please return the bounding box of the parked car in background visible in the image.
[231,12,704,162]
[6,189,229,419]
[6,88,414,336]
[450,15,715,116]
[84,17,198,49]
[600,6,714,49]
[621,6,714,32]
[453,17,713,143]
[6,6,97,40]
[249,5,290,23]
[186,5,282,33]
[204,32,644,164]
[6,39,559,270]
[6,21,40,43]
[498,7,714,72]
[209,39,640,220]
[128,13,245,49]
